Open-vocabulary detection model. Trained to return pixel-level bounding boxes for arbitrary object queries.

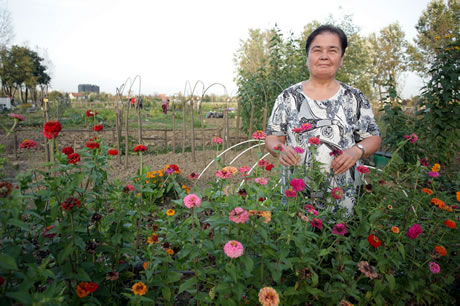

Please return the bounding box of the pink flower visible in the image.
[429,262,440,274]
[357,165,370,174]
[310,218,322,230]
[332,223,347,235]
[331,187,344,200]
[285,189,296,197]
[183,194,201,208]
[9,113,25,121]
[212,137,223,144]
[306,207,318,216]
[289,178,305,192]
[253,130,266,140]
[308,137,320,145]
[404,133,418,143]
[124,184,135,192]
[302,123,313,131]
[273,144,283,151]
[428,171,439,178]
[294,147,305,154]
[258,159,269,167]
[292,127,303,133]
[329,149,343,157]
[420,158,429,167]
[216,170,232,179]
[229,207,249,224]
[255,177,268,185]
[239,166,250,173]
[304,204,315,211]
[224,240,244,258]
[165,167,174,174]
[406,224,422,239]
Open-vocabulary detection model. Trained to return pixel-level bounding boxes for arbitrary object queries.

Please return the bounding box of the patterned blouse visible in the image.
[266,82,380,215]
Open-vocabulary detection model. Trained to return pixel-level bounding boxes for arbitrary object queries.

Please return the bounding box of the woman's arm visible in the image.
[265,135,300,166]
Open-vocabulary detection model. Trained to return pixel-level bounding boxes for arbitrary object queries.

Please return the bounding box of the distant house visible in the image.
[69,93,84,100]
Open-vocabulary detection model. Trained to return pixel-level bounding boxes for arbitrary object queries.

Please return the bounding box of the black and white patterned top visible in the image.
[266,82,380,215]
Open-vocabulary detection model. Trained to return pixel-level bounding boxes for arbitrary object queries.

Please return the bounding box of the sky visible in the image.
[6,0,433,98]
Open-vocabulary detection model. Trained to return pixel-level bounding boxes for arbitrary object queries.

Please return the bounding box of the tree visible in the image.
[0,8,14,47]
[368,23,409,101]
[408,0,460,75]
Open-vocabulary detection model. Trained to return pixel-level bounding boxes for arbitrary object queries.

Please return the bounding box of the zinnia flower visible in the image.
[223,240,244,258]
[133,144,148,152]
[431,163,440,173]
[237,188,247,197]
[285,189,296,197]
[239,166,250,173]
[391,226,400,234]
[258,287,280,306]
[428,171,439,178]
[294,146,305,154]
[0,182,13,198]
[147,233,159,244]
[302,123,313,131]
[255,177,268,185]
[19,139,37,149]
[406,224,423,239]
[258,159,269,167]
[222,166,237,175]
[429,262,440,274]
[105,271,119,281]
[253,130,266,140]
[331,223,347,235]
[86,141,100,149]
[229,207,249,224]
[108,149,118,156]
[61,197,81,211]
[216,170,231,179]
[92,124,103,131]
[273,144,283,151]
[143,262,150,270]
[422,188,433,195]
[183,193,201,208]
[456,191,460,202]
[368,234,382,248]
[265,164,274,171]
[290,178,305,192]
[132,282,148,295]
[67,152,80,164]
[444,219,456,229]
[357,261,379,279]
[357,165,370,174]
[123,184,135,192]
[310,218,322,230]
[9,113,25,121]
[62,146,74,155]
[187,172,199,180]
[43,121,62,139]
[420,158,429,167]
[331,187,344,200]
[292,127,303,133]
[42,225,56,238]
[166,248,174,255]
[434,245,446,256]
[86,110,96,117]
[212,137,223,144]
[329,149,343,157]
[308,137,320,145]
[166,209,175,216]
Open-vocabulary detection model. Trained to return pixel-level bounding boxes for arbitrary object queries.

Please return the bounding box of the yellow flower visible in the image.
[166,209,175,216]
[132,282,148,296]
[434,35,441,39]
[258,287,280,306]
[444,34,452,38]
[431,163,440,173]
[166,248,174,255]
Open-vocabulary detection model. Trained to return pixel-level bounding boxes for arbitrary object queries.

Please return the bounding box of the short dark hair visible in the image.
[305,25,348,57]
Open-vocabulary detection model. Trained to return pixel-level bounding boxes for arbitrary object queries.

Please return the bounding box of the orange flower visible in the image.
[456,191,460,202]
[434,245,446,256]
[391,226,400,234]
[258,287,280,306]
[430,198,445,207]
[444,219,456,229]
[166,209,175,216]
[76,283,89,298]
[147,233,159,244]
[132,282,148,295]
[431,163,440,173]
[422,188,433,195]
[166,248,174,255]
[143,261,150,270]
[249,210,272,223]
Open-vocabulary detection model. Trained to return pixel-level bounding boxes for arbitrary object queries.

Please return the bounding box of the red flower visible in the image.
[0,182,13,198]
[86,141,100,149]
[187,172,199,180]
[67,153,80,164]
[357,165,370,174]
[43,121,62,139]
[308,137,320,145]
[285,189,296,197]
[368,235,382,248]
[168,164,180,173]
[85,282,98,293]
[43,225,56,238]
[86,110,96,117]
[92,124,103,132]
[258,197,266,202]
[0,276,4,286]
[60,197,81,211]
[134,144,148,152]
[265,164,274,171]
[62,146,74,155]
[19,139,37,149]
[108,149,118,156]
[331,187,344,200]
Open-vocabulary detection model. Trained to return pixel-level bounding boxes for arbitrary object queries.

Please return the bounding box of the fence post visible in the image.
[190,100,196,162]
[13,131,17,160]
[236,99,241,145]
[182,99,186,155]
[172,101,176,153]
[249,102,255,140]
[164,130,168,152]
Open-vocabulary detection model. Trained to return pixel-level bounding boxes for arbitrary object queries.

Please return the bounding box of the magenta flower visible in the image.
[420,158,429,167]
[273,144,283,151]
[308,137,320,145]
[258,159,269,167]
[310,218,322,230]
[239,166,250,173]
[165,167,174,174]
[292,127,303,133]
[289,178,305,192]
[294,146,305,154]
[255,177,268,185]
[183,194,201,209]
[331,187,344,200]
[357,165,370,174]
[216,170,232,179]
[285,189,296,197]
[229,207,249,224]
[213,137,223,144]
[332,223,347,235]
[224,240,244,258]
[124,184,135,192]
[428,171,439,178]
[9,113,25,121]
[429,262,440,274]
[252,130,266,140]
[404,133,418,144]
[302,123,313,131]
[406,224,422,239]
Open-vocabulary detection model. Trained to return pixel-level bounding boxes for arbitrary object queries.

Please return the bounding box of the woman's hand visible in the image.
[279,146,300,166]
[331,146,361,174]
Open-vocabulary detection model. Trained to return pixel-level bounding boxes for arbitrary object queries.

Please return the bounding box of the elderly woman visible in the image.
[265,25,381,215]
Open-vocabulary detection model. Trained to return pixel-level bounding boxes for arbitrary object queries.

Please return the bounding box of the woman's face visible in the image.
[307,32,344,80]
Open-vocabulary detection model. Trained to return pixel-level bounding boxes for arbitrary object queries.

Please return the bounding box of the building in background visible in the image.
[78,84,100,94]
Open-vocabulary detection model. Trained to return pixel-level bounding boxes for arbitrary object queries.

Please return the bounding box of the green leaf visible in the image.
[7,291,33,304]
[167,272,183,283]
[162,286,171,301]
[0,253,18,270]
[178,277,197,294]
[385,274,395,291]
[7,219,31,232]
[318,249,330,257]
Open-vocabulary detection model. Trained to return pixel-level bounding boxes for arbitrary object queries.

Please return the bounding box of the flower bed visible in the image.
[0,120,458,305]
